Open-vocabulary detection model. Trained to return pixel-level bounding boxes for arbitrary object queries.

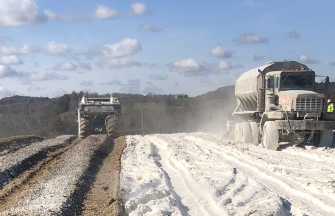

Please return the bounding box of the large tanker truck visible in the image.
[226,61,335,150]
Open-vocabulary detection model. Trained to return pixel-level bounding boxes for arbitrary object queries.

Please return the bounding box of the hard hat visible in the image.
[328,99,332,103]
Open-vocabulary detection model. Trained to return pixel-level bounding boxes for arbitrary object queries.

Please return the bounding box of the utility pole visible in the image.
[141,101,144,136]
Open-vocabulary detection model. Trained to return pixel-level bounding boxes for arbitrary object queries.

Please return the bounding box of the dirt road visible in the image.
[121,133,335,216]
[0,135,126,216]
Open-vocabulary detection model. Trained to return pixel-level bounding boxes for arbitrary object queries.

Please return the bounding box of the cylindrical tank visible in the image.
[235,65,266,111]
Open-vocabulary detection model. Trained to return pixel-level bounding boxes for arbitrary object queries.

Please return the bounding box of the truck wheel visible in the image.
[250,122,259,145]
[106,117,119,138]
[261,121,279,150]
[241,122,252,143]
[235,123,242,143]
[79,117,91,139]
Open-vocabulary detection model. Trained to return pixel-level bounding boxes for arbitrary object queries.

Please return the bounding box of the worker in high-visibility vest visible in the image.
[327,99,334,112]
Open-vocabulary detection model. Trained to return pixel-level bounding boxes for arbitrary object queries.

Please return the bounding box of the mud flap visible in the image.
[319,130,334,147]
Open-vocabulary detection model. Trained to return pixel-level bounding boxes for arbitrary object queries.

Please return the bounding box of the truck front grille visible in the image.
[296,98,324,111]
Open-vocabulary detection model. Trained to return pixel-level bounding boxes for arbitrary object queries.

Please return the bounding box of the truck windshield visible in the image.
[280,72,314,89]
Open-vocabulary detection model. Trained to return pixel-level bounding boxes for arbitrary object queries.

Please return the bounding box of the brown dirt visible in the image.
[0,135,44,156]
[82,136,127,216]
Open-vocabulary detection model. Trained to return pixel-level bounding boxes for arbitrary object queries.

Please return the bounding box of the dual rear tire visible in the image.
[235,121,279,150]
[235,122,258,145]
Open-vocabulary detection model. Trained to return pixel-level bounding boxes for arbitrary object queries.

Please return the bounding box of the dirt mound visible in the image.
[82,136,127,216]
[0,135,44,155]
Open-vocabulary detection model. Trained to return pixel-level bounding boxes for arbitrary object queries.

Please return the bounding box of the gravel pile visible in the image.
[0,135,73,173]
[0,135,44,156]
[1,135,106,215]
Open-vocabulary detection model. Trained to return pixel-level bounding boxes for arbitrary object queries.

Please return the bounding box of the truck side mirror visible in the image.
[325,76,330,90]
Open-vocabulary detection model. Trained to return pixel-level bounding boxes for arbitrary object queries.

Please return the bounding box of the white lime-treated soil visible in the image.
[121,133,335,216]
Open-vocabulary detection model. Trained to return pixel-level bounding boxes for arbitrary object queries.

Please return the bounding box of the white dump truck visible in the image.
[226,61,335,150]
[76,95,121,138]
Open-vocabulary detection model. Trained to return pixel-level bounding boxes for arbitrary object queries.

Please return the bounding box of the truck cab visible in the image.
[265,70,325,118]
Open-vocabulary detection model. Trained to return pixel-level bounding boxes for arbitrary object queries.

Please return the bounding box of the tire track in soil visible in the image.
[61,136,127,216]
[0,137,80,211]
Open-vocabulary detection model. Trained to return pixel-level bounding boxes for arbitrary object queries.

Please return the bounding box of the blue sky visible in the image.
[0,0,334,98]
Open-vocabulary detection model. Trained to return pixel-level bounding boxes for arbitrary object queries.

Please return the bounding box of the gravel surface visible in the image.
[121,133,335,216]
[0,135,44,156]
[0,135,106,215]
[0,135,72,172]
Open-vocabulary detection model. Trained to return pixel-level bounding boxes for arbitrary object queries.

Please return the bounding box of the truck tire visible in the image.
[250,122,259,145]
[106,117,119,138]
[79,117,91,139]
[241,122,252,143]
[235,123,242,143]
[261,121,279,150]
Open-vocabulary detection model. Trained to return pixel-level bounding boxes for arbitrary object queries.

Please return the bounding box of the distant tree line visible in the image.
[0,86,235,138]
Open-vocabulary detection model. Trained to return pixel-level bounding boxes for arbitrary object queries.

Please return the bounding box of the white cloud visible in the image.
[53,62,78,71]
[79,62,92,70]
[0,55,23,65]
[100,79,123,85]
[43,9,72,21]
[0,85,14,98]
[287,30,300,39]
[0,65,22,78]
[218,61,231,70]
[209,46,233,58]
[169,58,201,73]
[130,3,149,15]
[0,0,47,26]
[27,85,46,91]
[1,42,71,56]
[253,54,264,61]
[298,55,319,64]
[91,38,142,58]
[139,23,161,32]
[45,41,72,56]
[29,72,68,81]
[97,57,140,68]
[95,5,118,19]
[80,80,93,86]
[234,33,269,44]
[0,44,39,55]
[169,58,231,76]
